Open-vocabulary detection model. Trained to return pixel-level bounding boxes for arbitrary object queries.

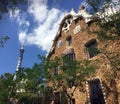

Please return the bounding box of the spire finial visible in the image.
[21,43,24,49]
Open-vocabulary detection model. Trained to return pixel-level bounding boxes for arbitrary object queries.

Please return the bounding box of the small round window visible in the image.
[58,40,62,48]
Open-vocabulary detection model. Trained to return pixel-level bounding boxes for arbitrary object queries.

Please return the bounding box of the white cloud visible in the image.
[9,8,30,29]
[19,31,27,44]
[28,0,48,23]
[17,0,67,52]
[9,8,20,19]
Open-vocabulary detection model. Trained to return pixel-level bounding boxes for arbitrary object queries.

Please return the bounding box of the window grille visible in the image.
[85,39,99,59]
[63,53,75,70]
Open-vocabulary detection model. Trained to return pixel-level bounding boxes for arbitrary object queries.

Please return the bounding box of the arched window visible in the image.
[85,39,99,59]
[66,35,72,46]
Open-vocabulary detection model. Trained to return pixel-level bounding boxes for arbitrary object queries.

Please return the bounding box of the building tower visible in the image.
[13,44,24,80]
[16,44,24,71]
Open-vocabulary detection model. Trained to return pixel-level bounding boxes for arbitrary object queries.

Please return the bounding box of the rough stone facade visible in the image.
[47,6,120,104]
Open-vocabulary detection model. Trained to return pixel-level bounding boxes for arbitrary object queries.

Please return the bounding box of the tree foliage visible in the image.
[0,35,9,47]
[86,0,120,39]
[86,0,120,71]
[44,56,97,103]
[0,0,120,103]
[0,0,27,47]
[0,73,14,104]
[12,55,97,103]
[0,0,27,19]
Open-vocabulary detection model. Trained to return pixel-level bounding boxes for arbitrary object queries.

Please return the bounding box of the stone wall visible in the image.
[48,15,120,104]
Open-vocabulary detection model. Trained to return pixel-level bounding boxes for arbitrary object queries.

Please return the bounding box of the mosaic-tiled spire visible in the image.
[13,44,24,80]
[16,44,24,71]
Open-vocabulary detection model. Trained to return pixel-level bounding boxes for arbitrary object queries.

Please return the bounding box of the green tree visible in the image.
[86,0,120,39]
[0,73,15,104]
[0,35,9,47]
[85,0,120,70]
[0,55,95,104]
[0,0,27,19]
[0,0,27,47]
[14,63,46,104]
[84,2,120,103]
[44,56,97,104]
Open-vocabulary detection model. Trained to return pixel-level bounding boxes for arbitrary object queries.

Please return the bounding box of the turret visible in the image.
[16,44,24,71]
[13,44,24,80]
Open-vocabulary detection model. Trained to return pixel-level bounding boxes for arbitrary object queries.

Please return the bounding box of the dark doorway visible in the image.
[54,92,60,104]
[88,79,105,104]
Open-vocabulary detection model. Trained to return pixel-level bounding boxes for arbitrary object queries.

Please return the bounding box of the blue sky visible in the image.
[0,0,85,75]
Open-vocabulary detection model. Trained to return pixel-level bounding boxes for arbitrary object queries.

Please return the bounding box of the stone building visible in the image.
[47,5,120,104]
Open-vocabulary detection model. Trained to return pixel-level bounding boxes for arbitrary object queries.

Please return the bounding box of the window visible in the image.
[66,35,72,46]
[58,40,62,48]
[85,39,99,59]
[63,53,75,70]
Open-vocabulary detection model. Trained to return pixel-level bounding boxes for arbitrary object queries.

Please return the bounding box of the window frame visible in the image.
[62,52,75,70]
[84,39,99,59]
[66,35,72,46]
